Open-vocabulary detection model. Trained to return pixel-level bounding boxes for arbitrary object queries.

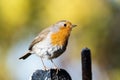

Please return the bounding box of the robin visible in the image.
[19,20,77,70]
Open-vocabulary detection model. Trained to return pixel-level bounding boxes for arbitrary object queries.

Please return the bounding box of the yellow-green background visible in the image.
[0,0,120,80]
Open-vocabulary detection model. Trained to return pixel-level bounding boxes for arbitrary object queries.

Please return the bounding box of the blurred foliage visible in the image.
[0,0,120,80]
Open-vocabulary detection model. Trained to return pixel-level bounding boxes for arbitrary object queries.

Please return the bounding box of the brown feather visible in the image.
[29,27,50,50]
[19,52,31,60]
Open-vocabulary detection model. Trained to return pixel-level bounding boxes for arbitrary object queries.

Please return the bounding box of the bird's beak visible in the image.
[72,24,77,28]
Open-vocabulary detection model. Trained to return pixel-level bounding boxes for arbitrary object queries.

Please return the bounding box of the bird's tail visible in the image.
[19,51,32,60]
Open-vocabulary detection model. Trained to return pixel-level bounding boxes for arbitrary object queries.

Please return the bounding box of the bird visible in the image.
[19,20,76,70]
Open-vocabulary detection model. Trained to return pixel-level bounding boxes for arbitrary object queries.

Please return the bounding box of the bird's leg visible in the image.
[51,59,60,74]
[51,59,58,68]
[40,57,47,70]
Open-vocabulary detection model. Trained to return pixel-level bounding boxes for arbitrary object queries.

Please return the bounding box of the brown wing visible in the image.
[29,27,50,50]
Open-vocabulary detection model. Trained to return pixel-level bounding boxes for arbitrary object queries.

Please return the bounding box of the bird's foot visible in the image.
[53,67,60,74]
[42,66,49,71]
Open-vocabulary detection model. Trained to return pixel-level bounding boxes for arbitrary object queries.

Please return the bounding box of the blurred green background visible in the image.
[0,0,120,80]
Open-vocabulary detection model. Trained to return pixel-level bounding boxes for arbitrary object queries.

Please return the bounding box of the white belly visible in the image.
[32,34,63,59]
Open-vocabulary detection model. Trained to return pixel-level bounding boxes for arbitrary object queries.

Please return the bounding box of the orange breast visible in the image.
[51,27,71,46]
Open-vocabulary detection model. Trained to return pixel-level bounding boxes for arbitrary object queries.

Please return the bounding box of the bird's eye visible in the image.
[64,24,67,27]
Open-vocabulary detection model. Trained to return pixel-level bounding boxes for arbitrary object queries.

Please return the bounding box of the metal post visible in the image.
[31,69,72,80]
[81,48,92,80]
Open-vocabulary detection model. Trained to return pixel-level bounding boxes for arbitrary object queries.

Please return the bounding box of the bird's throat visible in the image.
[51,28,71,46]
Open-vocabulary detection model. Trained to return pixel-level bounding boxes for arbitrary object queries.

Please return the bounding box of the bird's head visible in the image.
[51,20,77,33]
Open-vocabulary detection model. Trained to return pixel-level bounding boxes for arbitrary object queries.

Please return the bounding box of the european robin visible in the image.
[19,20,76,70]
